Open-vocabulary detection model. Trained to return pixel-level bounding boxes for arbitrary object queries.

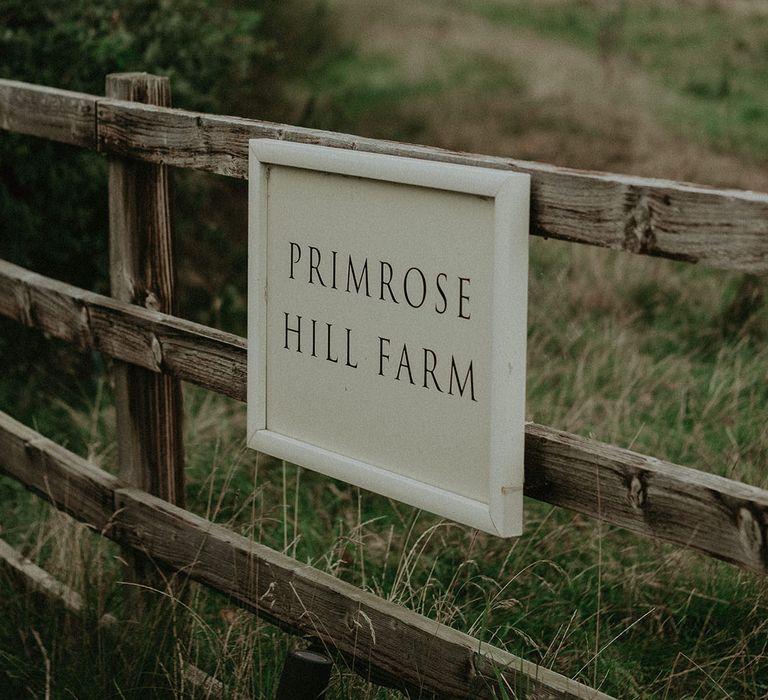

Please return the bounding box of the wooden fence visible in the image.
[1,73,768,698]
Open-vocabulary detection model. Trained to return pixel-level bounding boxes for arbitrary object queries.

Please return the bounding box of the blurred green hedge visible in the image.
[0,0,335,290]
[0,0,338,419]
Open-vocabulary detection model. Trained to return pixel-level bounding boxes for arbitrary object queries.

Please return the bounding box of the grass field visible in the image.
[2,0,768,697]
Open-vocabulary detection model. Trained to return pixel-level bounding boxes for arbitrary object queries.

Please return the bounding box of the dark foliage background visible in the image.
[0,0,335,289]
[0,0,338,424]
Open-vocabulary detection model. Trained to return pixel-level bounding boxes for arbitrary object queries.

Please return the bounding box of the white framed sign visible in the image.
[247,139,529,536]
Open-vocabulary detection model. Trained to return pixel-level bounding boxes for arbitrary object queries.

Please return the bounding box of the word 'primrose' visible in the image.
[288,242,471,318]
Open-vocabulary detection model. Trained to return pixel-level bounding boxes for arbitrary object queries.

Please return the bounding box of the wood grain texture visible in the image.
[1,78,767,272]
[0,412,605,700]
[0,412,118,532]
[94,99,768,273]
[0,79,96,147]
[114,486,609,700]
[524,424,768,573]
[0,259,247,400]
[2,260,767,573]
[106,73,185,506]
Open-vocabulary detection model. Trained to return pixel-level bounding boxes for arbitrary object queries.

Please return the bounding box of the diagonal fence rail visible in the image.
[1,258,766,574]
[0,411,610,700]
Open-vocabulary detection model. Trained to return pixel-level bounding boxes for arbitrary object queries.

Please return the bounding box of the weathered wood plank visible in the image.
[0,263,91,349]
[0,412,118,531]
[114,486,609,699]
[106,72,185,507]
[179,664,232,700]
[95,98,768,273]
[0,79,97,148]
[524,424,768,573]
[0,412,605,700]
[0,259,247,400]
[1,79,767,272]
[2,259,768,573]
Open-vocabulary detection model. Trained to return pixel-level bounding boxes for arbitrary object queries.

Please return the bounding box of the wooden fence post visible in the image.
[106,73,185,580]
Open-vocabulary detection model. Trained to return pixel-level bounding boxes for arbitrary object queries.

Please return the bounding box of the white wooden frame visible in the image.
[247,139,530,536]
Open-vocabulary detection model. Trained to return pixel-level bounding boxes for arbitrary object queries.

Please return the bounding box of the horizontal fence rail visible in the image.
[0,411,610,700]
[2,258,767,574]
[2,78,768,273]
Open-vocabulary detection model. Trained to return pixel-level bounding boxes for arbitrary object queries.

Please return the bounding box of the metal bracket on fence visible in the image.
[275,648,333,700]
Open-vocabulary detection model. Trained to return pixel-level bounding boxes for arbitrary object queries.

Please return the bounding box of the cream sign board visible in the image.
[247,139,529,536]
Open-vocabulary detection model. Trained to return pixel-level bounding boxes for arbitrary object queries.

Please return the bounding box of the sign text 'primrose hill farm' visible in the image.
[247,140,529,536]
